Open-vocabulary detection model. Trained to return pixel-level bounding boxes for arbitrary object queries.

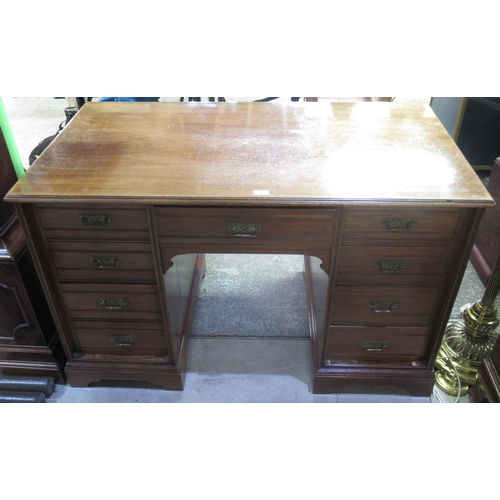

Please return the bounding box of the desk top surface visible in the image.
[6,101,494,207]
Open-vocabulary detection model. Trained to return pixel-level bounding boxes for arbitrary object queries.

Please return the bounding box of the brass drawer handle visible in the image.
[78,214,112,227]
[368,301,398,313]
[110,335,136,346]
[375,260,408,274]
[361,341,388,352]
[90,257,121,269]
[100,298,128,310]
[227,222,262,237]
[381,217,417,231]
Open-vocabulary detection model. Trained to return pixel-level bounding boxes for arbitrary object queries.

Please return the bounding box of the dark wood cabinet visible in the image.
[5,102,494,396]
[456,98,500,169]
[431,97,500,170]
[471,157,500,285]
[0,128,65,382]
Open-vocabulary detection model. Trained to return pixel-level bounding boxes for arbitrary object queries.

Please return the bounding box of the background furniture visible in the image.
[470,157,500,285]
[0,127,66,382]
[431,97,500,170]
[6,102,493,396]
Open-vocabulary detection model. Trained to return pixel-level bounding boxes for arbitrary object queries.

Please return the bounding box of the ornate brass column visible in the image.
[434,254,500,396]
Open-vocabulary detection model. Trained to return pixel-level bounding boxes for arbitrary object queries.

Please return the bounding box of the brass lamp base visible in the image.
[435,302,499,397]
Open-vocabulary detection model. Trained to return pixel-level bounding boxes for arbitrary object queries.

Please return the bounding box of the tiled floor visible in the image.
[1,97,488,403]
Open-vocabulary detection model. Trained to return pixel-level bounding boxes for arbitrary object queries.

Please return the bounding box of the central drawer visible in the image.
[59,283,163,321]
[155,207,336,242]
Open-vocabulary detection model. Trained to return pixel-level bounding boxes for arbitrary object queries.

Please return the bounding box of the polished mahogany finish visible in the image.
[8,102,490,205]
[0,128,65,382]
[5,102,494,395]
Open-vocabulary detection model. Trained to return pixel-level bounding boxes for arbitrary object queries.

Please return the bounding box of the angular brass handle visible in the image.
[110,335,136,346]
[375,260,408,274]
[361,341,388,351]
[100,298,128,310]
[381,217,417,231]
[90,257,121,269]
[368,301,398,313]
[78,214,111,227]
[227,222,262,237]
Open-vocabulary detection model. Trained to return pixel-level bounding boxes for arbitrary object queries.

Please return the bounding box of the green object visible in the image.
[0,97,25,179]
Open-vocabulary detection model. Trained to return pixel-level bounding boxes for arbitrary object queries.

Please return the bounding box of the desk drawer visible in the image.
[49,241,156,282]
[60,283,163,321]
[37,204,150,240]
[72,320,169,357]
[341,208,461,244]
[330,286,438,326]
[336,245,450,285]
[325,326,427,361]
[155,207,336,241]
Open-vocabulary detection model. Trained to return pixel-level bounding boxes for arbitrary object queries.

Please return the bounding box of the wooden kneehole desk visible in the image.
[5,101,495,396]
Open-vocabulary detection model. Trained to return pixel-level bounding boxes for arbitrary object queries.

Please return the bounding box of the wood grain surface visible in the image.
[5,101,494,207]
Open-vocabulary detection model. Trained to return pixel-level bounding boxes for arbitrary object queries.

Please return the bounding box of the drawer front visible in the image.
[49,241,156,282]
[336,245,450,285]
[60,283,163,321]
[72,320,169,357]
[325,326,427,361]
[155,207,336,242]
[330,286,438,326]
[341,208,461,244]
[37,204,150,240]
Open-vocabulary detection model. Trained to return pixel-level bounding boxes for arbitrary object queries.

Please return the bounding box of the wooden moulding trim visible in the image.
[314,365,436,396]
[4,196,496,209]
[0,360,66,383]
[0,216,27,262]
[0,344,53,354]
[64,359,184,390]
